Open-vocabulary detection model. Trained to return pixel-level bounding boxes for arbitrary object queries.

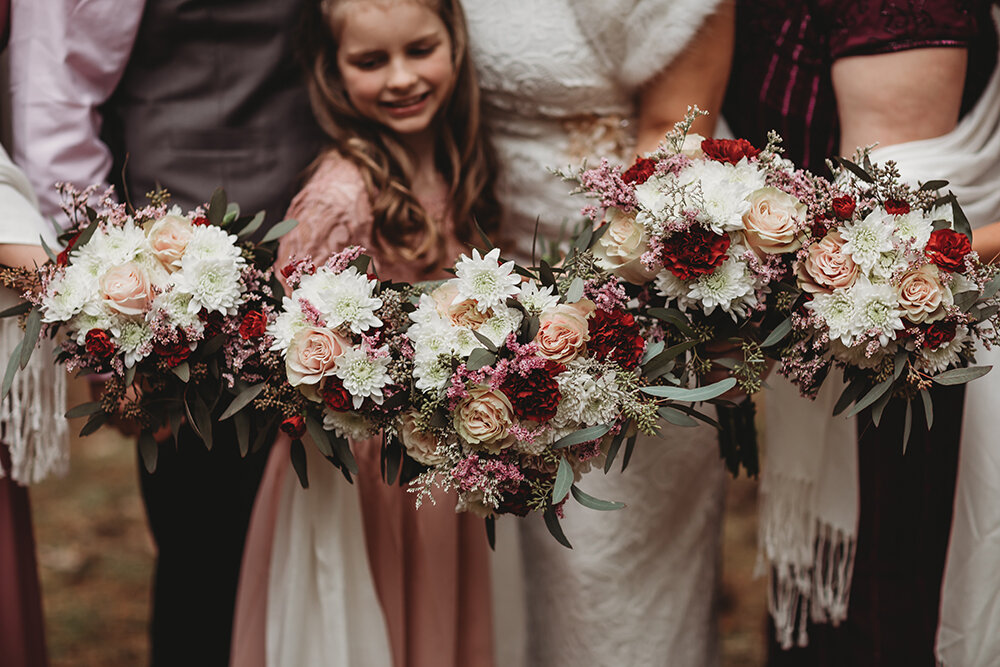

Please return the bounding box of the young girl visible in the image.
[230,1,498,665]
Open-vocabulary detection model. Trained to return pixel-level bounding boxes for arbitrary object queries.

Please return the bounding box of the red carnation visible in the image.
[192,215,210,227]
[831,196,856,219]
[154,339,192,368]
[701,138,761,165]
[925,228,972,273]
[500,361,563,422]
[660,225,731,281]
[56,231,83,266]
[923,320,958,349]
[84,329,116,360]
[622,157,657,185]
[320,376,352,412]
[587,308,646,369]
[280,415,307,439]
[885,199,911,215]
[239,310,267,340]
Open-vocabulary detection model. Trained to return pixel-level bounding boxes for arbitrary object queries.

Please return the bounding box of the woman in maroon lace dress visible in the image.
[725,2,998,666]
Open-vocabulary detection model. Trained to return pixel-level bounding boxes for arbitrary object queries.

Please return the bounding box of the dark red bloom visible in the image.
[701,138,761,165]
[84,329,116,360]
[622,157,657,185]
[500,361,563,422]
[587,308,645,368]
[923,320,958,349]
[56,232,83,266]
[320,376,352,412]
[192,215,211,226]
[925,228,972,273]
[199,310,225,339]
[154,340,192,368]
[280,415,307,439]
[885,199,911,215]
[239,310,267,340]
[659,225,731,281]
[831,196,856,219]
[497,468,549,517]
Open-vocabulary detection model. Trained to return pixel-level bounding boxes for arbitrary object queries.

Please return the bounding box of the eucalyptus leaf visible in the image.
[563,277,585,304]
[712,357,738,369]
[933,365,992,385]
[982,272,1000,300]
[643,340,699,379]
[620,434,638,472]
[0,302,31,319]
[170,409,183,444]
[920,389,934,430]
[234,411,251,457]
[474,217,495,250]
[223,202,240,225]
[542,506,572,549]
[485,517,496,551]
[588,223,610,250]
[833,156,874,183]
[138,431,158,474]
[640,377,736,402]
[977,305,999,323]
[2,340,23,400]
[260,218,300,244]
[893,349,909,381]
[207,188,227,226]
[539,260,556,287]
[290,438,309,489]
[833,378,866,416]
[65,401,103,419]
[200,334,227,357]
[348,254,372,274]
[237,211,267,239]
[19,308,41,369]
[39,236,58,263]
[382,435,403,485]
[572,225,593,254]
[219,382,266,420]
[761,317,793,348]
[171,362,190,382]
[305,415,334,458]
[846,376,895,418]
[902,400,913,454]
[72,217,101,252]
[951,196,973,240]
[603,428,628,473]
[329,432,359,475]
[79,411,107,437]
[522,316,540,342]
[466,348,496,371]
[472,330,499,353]
[673,404,721,428]
[552,457,574,504]
[953,290,980,312]
[871,388,892,428]
[641,340,665,365]
[658,406,699,427]
[920,179,949,192]
[570,484,625,511]
[552,423,612,449]
[646,307,696,337]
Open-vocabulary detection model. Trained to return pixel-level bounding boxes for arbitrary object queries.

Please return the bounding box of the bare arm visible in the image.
[635,0,734,155]
[972,221,1000,263]
[0,244,49,269]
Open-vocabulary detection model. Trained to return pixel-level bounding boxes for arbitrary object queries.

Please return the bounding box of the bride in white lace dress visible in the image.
[464,1,735,665]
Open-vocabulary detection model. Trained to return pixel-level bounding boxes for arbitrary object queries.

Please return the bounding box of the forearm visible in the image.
[972,221,1000,264]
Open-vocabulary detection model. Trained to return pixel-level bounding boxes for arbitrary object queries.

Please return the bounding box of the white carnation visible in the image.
[552,359,626,428]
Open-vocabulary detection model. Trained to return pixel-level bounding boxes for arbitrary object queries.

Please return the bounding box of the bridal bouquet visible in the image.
[2,186,291,470]
[401,246,732,545]
[262,246,416,486]
[779,154,1000,438]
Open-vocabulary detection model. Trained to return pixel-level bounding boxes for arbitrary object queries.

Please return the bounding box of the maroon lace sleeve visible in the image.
[815,0,980,59]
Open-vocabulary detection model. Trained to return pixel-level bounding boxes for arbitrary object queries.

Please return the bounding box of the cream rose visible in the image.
[146,214,194,271]
[897,264,952,323]
[99,262,154,316]
[430,282,491,329]
[286,326,351,396]
[795,232,858,294]
[399,411,445,466]
[680,133,706,158]
[592,209,658,285]
[534,299,595,364]
[453,385,515,453]
[742,187,806,255]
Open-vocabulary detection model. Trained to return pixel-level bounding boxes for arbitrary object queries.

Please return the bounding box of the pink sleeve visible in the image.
[8,0,144,221]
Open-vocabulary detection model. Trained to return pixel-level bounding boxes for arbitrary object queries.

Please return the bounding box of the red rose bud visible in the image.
[701,138,761,165]
[192,215,210,226]
[923,320,958,349]
[320,376,352,412]
[500,361,563,422]
[622,157,657,185]
[831,196,856,219]
[925,228,972,273]
[587,308,646,369]
[84,329,116,360]
[154,340,193,368]
[660,225,731,281]
[239,310,267,339]
[280,415,307,439]
[56,232,83,266]
[885,199,911,215]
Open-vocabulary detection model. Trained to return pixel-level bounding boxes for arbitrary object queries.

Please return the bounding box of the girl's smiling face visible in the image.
[335,1,455,139]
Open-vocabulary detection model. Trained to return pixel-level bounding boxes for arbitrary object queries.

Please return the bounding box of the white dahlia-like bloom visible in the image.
[72,222,150,278]
[298,267,383,334]
[408,318,460,363]
[413,355,454,393]
[42,269,98,323]
[916,327,969,374]
[151,291,204,333]
[453,248,520,313]
[892,211,934,249]
[475,306,523,348]
[173,256,246,315]
[653,269,697,311]
[115,319,154,368]
[807,289,858,345]
[841,210,896,273]
[182,224,244,263]
[517,281,560,314]
[323,409,376,440]
[268,298,307,352]
[687,160,759,234]
[334,345,392,409]
[869,250,908,282]
[851,280,905,345]
[634,174,674,224]
[686,256,758,318]
[552,359,625,428]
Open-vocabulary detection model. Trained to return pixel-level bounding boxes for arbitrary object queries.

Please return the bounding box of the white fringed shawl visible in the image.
[0,146,69,485]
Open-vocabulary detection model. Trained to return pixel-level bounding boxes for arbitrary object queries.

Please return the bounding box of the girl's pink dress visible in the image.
[231,153,494,667]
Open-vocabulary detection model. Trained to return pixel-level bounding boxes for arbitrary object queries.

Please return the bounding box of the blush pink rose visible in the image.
[593,209,658,285]
[897,264,951,323]
[430,282,491,329]
[796,231,858,294]
[534,299,595,364]
[146,214,194,271]
[742,187,806,255]
[286,326,351,397]
[99,262,154,316]
[453,385,515,453]
[399,410,445,466]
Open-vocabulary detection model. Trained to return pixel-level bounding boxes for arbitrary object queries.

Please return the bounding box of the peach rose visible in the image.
[430,282,491,329]
[897,264,951,323]
[453,385,515,453]
[399,411,445,466]
[286,326,351,395]
[99,262,154,316]
[593,209,658,285]
[742,187,806,255]
[146,214,194,271]
[534,299,595,364]
[795,232,858,294]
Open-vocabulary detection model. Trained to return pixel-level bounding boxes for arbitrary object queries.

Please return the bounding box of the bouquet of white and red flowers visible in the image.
[779,154,1000,437]
[2,186,291,470]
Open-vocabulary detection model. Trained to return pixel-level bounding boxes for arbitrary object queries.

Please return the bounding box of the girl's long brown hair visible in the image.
[300,0,499,274]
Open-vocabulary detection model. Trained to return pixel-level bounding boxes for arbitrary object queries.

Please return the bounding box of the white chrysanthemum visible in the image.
[851,280,905,345]
[173,256,246,315]
[634,174,674,224]
[409,292,447,327]
[893,212,933,249]
[869,250,908,282]
[334,346,392,409]
[408,318,460,363]
[686,256,758,318]
[653,269,697,310]
[552,359,626,428]
[297,267,382,334]
[182,225,243,262]
[323,409,376,440]
[916,327,969,374]
[151,291,204,333]
[72,222,150,277]
[42,270,98,323]
[475,306,523,348]
[807,289,858,345]
[841,209,896,273]
[928,203,954,226]
[115,319,153,368]
[453,248,520,312]
[517,282,560,314]
[268,298,307,352]
[687,160,758,233]
[413,355,454,393]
